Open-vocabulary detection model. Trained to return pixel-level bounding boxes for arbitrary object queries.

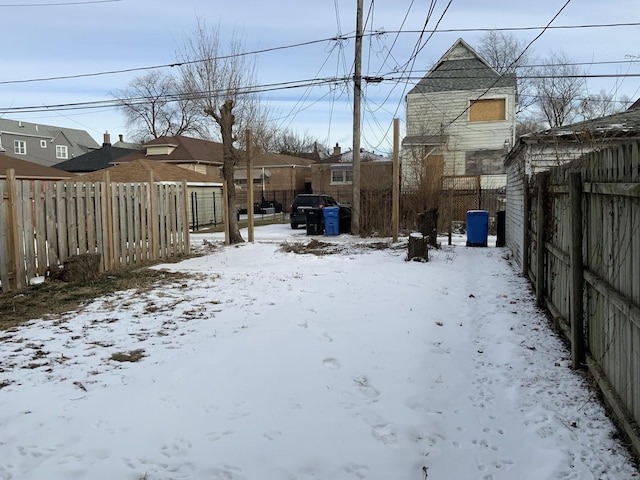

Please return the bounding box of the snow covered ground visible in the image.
[0,224,637,480]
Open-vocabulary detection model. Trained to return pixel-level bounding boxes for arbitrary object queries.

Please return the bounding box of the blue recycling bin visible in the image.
[323,206,340,236]
[466,210,489,247]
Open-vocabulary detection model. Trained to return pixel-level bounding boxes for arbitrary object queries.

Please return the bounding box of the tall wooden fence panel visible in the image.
[0,175,189,292]
[525,140,640,458]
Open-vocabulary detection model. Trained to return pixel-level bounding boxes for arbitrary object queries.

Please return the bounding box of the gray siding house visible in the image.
[0,118,99,168]
[402,38,517,192]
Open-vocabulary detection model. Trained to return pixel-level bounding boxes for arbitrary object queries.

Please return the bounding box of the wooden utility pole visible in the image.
[392,118,400,242]
[246,129,254,243]
[351,0,363,235]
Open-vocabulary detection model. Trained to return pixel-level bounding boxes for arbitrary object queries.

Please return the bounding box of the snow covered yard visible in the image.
[0,224,637,480]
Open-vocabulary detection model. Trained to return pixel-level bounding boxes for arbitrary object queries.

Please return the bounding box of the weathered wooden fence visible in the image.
[525,140,640,457]
[0,170,190,292]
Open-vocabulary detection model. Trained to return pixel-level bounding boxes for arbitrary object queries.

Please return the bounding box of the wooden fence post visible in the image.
[570,172,586,368]
[535,173,547,307]
[148,171,159,261]
[6,169,22,290]
[447,188,453,246]
[522,174,530,278]
[182,179,190,255]
[103,171,114,270]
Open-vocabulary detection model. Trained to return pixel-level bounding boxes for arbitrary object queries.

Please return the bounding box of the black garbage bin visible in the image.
[305,208,323,235]
[496,210,506,247]
[338,205,352,234]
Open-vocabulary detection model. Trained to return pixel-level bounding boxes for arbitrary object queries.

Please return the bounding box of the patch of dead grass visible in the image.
[279,239,396,256]
[0,268,197,331]
[110,349,146,363]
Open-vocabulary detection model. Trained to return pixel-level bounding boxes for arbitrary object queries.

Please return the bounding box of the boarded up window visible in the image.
[469,98,505,122]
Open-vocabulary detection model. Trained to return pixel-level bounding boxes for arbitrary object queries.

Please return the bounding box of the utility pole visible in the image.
[352,0,363,235]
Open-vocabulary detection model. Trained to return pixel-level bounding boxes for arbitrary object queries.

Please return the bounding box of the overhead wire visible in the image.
[444,0,574,128]
[0,0,121,6]
[2,22,639,87]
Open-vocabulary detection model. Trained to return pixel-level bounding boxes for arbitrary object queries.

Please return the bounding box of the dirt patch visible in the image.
[110,349,146,363]
[279,239,400,256]
[280,239,335,255]
[0,267,197,331]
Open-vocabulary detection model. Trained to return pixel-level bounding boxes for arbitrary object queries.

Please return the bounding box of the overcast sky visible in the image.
[1,0,638,154]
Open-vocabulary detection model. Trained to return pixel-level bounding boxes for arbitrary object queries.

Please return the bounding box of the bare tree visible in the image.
[532,51,586,128]
[270,128,328,156]
[111,71,207,142]
[580,90,633,120]
[476,31,536,113]
[178,20,265,244]
[515,118,545,138]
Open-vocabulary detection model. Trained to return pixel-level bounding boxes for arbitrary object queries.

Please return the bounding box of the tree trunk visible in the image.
[407,232,429,262]
[219,100,244,244]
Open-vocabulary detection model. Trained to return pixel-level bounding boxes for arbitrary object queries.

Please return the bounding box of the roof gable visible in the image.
[118,136,225,165]
[408,38,516,95]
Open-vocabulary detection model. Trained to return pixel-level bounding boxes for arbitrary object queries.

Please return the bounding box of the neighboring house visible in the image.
[504,104,640,269]
[112,133,141,150]
[54,132,138,174]
[72,159,224,228]
[0,118,99,168]
[234,151,316,193]
[113,135,224,181]
[310,143,392,203]
[402,38,517,192]
[0,153,73,180]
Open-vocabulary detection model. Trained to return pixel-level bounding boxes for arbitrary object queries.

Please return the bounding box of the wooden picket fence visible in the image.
[0,169,190,292]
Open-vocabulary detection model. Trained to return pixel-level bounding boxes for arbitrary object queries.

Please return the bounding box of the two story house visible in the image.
[402,38,517,194]
[0,118,99,167]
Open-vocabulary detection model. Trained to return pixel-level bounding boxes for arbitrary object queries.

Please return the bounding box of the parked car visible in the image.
[289,194,338,229]
[289,194,342,230]
[254,199,283,214]
[237,199,284,216]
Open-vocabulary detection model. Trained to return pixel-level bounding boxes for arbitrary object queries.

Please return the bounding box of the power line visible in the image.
[3,69,637,116]
[445,0,574,128]
[1,21,639,87]
[0,0,121,6]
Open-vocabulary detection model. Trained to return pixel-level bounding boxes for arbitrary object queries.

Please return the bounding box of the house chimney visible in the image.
[103,131,111,146]
[333,143,341,156]
[119,134,123,142]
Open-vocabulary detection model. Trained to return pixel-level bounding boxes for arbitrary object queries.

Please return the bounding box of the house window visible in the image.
[40,140,47,148]
[469,98,506,122]
[56,145,68,159]
[14,140,26,155]
[331,168,353,184]
[235,177,262,186]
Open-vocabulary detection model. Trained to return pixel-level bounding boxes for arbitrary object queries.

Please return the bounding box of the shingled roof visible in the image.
[524,104,640,142]
[115,136,225,166]
[71,159,221,184]
[0,154,73,180]
[54,145,139,173]
[408,38,516,95]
